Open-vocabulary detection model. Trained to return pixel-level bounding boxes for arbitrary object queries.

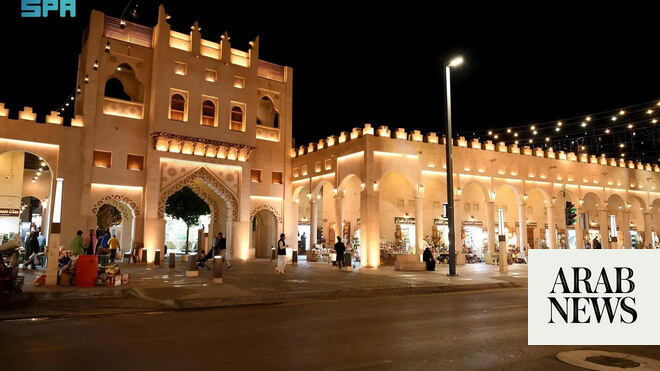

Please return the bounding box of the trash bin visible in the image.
[76,255,98,287]
[344,252,352,267]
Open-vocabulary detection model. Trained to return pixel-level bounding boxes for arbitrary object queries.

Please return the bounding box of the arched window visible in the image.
[170,94,185,121]
[256,96,279,128]
[230,106,244,131]
[104,78,131,101]
[201,100,215,127]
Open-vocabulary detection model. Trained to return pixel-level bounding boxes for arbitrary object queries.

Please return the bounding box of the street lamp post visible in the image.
[444,56,463,277]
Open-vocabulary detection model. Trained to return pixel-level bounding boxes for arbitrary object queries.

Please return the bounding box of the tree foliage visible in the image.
[165,186,210,252]
[97,204,122,231]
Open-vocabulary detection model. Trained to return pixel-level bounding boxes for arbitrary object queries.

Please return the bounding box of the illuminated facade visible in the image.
[0,5,293,283]
[291,126,660,267]
[1,7,660,288]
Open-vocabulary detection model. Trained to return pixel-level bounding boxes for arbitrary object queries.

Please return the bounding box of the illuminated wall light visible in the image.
[373,181,379,191]
[490,191,496,200]
[105,41,111,53]
[306,193,312,199]
[93,60,99,70]
[523,194,528,201]
[84,75,89,84]
[332,188,338,195]
[360,183,365,191]
[456,188,462,196]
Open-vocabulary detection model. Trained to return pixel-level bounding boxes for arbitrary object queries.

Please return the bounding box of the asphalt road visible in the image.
[1,288,659,370]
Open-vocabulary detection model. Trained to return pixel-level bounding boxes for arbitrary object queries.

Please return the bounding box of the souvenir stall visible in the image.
[380,216,415,265]
[432,218,449,247]
[462,220,484,262]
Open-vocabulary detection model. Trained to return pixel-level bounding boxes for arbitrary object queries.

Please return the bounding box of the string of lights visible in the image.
[453,99,660,164]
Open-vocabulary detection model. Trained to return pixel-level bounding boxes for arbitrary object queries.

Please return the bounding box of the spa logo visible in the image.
[548,267,637,324]
[528,250,660,345]
[21,0,76,17]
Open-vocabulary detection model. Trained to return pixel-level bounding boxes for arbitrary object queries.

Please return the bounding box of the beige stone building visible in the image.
[1,7,660,286]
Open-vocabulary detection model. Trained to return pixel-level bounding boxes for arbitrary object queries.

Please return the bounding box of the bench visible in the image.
[394,254,426,271]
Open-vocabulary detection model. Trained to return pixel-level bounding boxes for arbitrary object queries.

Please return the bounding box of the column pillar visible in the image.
[414,196,424,255]
[486,201,496,262]
[547,205,557,249]
[575,207,584,249]
[334,195,344,244]
[144,217,166,263]
[598,209,610,248]
[518,203,527,249]
[310,199,317,249]
[621,211,631,249]
[360,184,380,267]
[644,212,652,247]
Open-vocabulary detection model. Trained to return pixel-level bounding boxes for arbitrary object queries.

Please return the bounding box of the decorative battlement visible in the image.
[0,103,83,127]
[291,123,660,173]
[151,131,256,162]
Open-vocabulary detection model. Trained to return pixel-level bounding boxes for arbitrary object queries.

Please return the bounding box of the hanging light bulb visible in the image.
[580,146,585,150]
[647,109,654,114]
[586,116,592,121]
[70,96,75,101]
[488,130,493,135]
[619,110,625,115]
[653,119,658,124]
[620,143,625,148]
[545,137,550,142]
[514,133,518,137]
[557,121,563,127]
[506,128,512,133]
[493,134,499,139]
[528,139,533,143]
[581,122,587,127]
[514,140,519,144]
[555,127,560,132]
[628,124,633,129]
[611,117,617,121]
[605,129,611,134]
[533,130,538,135]
[65,102,69,107]
[77,86,81,94]
[530,125,536,130]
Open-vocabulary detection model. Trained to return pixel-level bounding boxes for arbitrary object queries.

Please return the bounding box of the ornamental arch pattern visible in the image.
[91,195,139,217]
[250,204,282,223]
[158,167,238,221]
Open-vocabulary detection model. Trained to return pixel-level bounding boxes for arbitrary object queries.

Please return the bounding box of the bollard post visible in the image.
[169,253,176,270]
[141,249,147,264]
[292,250,298,266]
[213,255,223,284]
[154,250,161,267]
[270,246,276,261]
[186,254,198,277]
[345,252,352,271]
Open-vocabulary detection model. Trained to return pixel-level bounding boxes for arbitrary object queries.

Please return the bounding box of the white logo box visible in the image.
[528,249,660,345]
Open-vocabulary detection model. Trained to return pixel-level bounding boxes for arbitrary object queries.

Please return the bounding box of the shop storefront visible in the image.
[462,220,485,256]
[432,218,448,247]
[297,220,310,251]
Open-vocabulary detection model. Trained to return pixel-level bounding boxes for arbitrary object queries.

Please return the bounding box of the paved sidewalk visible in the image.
[2,257,525,317]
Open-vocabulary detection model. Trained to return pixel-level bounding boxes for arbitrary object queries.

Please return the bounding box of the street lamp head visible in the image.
[448,56,464,67]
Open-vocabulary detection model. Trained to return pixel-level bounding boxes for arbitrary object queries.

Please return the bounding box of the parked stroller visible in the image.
[196,249,213,270]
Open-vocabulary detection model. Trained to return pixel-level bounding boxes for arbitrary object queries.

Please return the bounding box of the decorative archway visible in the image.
[159,167,238,221]
[92,196,137,254]
[250,204,282,223]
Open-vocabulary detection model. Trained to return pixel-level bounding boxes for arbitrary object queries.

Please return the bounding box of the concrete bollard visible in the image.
[154,251,161,267]
[213,256,223,284]
[292,250,298,266]
[186,254,198,277]
[169,253,176,270]
[141,249,147,264]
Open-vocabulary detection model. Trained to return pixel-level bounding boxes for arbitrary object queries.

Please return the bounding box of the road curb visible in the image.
[7,286,131,302]
[170,281,517,309]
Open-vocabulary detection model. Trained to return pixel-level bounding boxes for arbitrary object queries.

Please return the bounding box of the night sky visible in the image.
[1,1,659,162]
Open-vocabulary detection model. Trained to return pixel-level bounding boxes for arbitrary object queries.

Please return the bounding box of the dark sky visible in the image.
[1,1,659,161]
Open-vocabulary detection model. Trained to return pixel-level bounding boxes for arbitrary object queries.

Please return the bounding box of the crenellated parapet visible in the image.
[0,103,84,128]
[291,122,659,173]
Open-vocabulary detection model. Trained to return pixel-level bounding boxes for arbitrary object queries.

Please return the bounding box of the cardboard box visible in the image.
[121,273,130,284]
[59,272,73,286]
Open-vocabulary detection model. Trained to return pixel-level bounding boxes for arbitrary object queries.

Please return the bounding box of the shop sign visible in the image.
[298,220,310,225]
[0,208,20,217]
[462,220,483,227]
[434,218,448,225]
[395,216,415,225]
[515,222,537,228]
[442,202,447,218]
[496,222,509,228]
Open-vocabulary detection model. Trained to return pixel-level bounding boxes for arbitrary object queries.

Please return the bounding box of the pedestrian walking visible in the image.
[71,230,86,257]
[215,232,233,270]
[334,236,346,270]
[275,233,288,275]
[108,234,120,262]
